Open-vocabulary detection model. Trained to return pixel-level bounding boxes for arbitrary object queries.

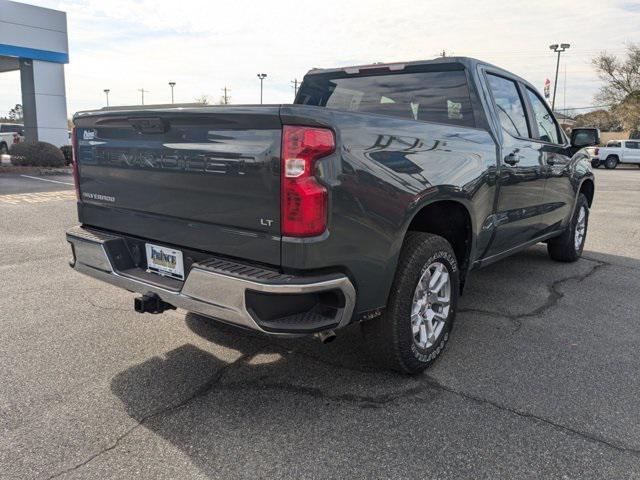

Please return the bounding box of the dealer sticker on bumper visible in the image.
[145,243,185,280]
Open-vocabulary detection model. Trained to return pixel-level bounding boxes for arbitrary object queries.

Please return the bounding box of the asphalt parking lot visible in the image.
[1,168,639,479]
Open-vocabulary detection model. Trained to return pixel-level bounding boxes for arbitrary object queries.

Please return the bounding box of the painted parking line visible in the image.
[20,174,75,186]
[0,190,76,205]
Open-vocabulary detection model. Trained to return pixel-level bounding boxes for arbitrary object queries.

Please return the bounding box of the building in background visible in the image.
[554,111,576,134]
[0,0,68,147]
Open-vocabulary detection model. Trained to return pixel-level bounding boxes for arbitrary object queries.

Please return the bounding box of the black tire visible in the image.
[547,193,589,263]
[361,232,459,374]
[591,160,600,169]
[605,155,618,169]
[0,143,8,155]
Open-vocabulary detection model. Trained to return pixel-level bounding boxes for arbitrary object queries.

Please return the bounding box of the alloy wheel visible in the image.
[410,262,451,350]
[574,206,587,251]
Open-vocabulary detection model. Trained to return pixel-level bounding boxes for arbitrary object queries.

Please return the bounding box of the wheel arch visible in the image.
[385,198,476,297]
[579,178,595,207]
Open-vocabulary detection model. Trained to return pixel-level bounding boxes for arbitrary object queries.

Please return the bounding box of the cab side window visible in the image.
[487,74,529,138]
[526,88,561,144]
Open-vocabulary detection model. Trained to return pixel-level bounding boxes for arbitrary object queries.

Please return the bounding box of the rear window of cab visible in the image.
[296,69,475,128]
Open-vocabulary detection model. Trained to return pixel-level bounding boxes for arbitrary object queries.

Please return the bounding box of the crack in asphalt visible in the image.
[204,368,640,457]
[217,379,427,408]
[459,259,609,331]
[43,348,262,480]
[583,255,640,272]
[422,376,640,457]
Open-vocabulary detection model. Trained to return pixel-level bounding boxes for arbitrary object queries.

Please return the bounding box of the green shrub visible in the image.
[60,145,73,165]
[9,141,66,167]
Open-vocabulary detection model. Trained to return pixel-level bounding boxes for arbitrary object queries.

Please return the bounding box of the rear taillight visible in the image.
[594,147,599,155]
[12,133,19,144]
[281,125,335,237]
[71,127,80,200]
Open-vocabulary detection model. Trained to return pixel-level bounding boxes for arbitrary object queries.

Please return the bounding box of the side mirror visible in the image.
[570,128,600,148]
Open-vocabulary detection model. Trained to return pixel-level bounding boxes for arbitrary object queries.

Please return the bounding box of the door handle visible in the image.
[504,152,521,166]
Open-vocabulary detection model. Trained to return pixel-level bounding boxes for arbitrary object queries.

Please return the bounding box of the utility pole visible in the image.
[103,89,110,107]
[169,82,176,104]
[257,73,267,104]
[221,86,231,105]
[291,79,299,98]
[138,88,149,105]
[549,43,570,111]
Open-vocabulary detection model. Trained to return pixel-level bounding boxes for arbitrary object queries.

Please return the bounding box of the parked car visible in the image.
[591,139,640,169]
[67,57,597,373]
[0,123,24,154]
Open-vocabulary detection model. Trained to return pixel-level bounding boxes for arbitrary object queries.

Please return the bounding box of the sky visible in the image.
[1,0,639,118]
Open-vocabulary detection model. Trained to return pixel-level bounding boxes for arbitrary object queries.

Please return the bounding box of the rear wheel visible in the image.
[361,232,459,374]
[605,155,618,169]
[591,160,600,168]
[0,143,8,155]
[547,193,589,262]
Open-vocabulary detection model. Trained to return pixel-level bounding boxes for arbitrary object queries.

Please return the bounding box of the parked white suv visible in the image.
[591,140,640,169]
[0,123,24,155]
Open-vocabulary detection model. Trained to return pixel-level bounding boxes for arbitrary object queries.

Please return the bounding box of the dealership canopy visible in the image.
[0,0,68,147]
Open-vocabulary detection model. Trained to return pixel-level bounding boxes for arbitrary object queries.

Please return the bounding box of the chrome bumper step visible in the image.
[66,226,356,335]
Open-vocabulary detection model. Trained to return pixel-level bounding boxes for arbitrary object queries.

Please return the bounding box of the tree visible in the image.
[593,44,640,134]
[573,109,622,131]
[194,95,210,105]
[8,104,23,122]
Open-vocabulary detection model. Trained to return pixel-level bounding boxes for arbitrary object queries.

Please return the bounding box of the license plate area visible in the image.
[145,243,185,280]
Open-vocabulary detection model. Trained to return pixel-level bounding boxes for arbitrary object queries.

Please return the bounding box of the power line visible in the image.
[557,104,615,111]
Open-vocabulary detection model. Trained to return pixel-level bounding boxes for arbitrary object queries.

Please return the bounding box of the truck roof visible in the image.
[307,56,493,74]
[305,56,532,88]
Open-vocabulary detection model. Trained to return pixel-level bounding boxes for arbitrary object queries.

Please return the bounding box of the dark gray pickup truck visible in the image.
[67,57,597,373]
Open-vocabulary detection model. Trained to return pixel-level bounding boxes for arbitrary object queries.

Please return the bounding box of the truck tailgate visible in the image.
[74,106,282,266]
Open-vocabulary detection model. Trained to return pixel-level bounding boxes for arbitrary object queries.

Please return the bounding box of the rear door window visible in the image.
[525,88,561,144]
[486,74,529,138]
[297,69,475,127]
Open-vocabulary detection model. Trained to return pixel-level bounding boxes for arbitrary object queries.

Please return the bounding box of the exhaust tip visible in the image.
[315,329,337,344]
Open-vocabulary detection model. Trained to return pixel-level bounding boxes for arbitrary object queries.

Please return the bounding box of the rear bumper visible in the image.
[66,226,356,335]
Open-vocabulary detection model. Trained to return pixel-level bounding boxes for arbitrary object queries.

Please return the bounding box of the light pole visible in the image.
[169,82,176,104]
[103,89,110,107]
[549,43,570,111]
[257,73,267,104]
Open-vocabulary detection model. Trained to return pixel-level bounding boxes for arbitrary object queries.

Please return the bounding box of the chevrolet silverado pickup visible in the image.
[67,57,598,374]
[590,139,640,169]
